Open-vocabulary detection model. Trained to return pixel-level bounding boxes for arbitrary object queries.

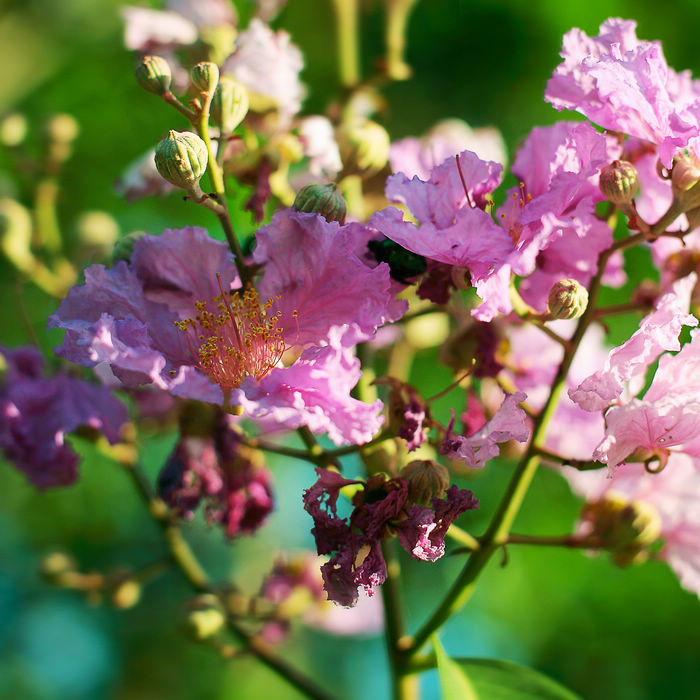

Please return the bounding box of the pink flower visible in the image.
[121,6,198,51]
[390,118,506,180]
[546,18,700,167]
[223,19,305,120]
[593,328,700,467]
[370,149,513,281]
[50,213,396,445]
[570,273,698,412]
[0,345,127,489]
[565,453,700,597]
[441,392,530,468]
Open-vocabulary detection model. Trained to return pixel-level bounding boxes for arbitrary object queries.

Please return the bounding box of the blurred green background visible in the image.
[2,1,700,698]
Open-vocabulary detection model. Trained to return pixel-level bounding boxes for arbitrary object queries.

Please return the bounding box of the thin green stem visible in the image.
[384,0,418,80]
[381,539,419,700]
[162,90,197,123]
[121,461,335,700]
[403,227,633,656]
[330,0,360,88]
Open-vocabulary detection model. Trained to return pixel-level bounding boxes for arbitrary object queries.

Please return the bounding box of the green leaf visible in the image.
[453,658,583,700]
[433,637,478,700]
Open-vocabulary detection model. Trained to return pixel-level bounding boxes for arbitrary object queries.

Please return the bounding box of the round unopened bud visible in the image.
[337,118,390,177]
[400,460,450,504]
[599,160,639,204]
[39,551,77,584]
[0,113,27,147]
[211,77,249,134]
[154,130,208,190]
[583,492,662,566]
[111,580,142,609]
[112,231,147,264]
[182,594,226,641]
[191,61,219,94]
[547,279,589,320]
[135,55,172,95]
[44,113,79,146]
[293,183,347,225]
[672,152,700,192]
[76,211,119,248]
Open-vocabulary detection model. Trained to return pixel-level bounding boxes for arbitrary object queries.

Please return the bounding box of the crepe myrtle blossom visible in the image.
[50,211,399,445]
[0,345,128,489]
[303,468,478,606]
[565,453,700,597]
[546,18,700,168]
[223,18,305,120]
[570,273,698,414]
[441,392,530,469]
[390,118,507,180]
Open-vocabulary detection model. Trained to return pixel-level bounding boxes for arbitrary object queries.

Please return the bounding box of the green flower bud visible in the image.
[583,492,662,567]
[111,231,147,264]
[0,113,27,147]
[337,118,390,177]
[211,77,249,134]
[293,183,347,224]
[547,279,589,320]
[400,459,450,504]
[599,160,639,204]
[181,594,226,641]
[111,580,142,609]
[135,55,172,96]
[191,61,219,94]
[154,130,208,190]
[44,113,79,145]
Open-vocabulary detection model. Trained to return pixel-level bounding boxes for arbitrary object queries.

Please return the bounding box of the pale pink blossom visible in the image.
[121,6,198,50]
[546,18,700,167]
[570,274,698,412]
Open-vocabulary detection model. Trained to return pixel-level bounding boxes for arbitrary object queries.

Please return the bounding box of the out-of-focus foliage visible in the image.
[1,1,700,699]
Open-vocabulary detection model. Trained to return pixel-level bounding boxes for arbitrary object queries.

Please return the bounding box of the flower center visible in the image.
[175,278,286,392]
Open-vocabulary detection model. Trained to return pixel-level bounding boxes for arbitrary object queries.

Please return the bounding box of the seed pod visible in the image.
[547,278,588,320]
[293,183,347,224]
[211,77,249,134]
[154,130,208,190]
[135,55,172,96]
[599,160,639,204]
[111,231,147,264]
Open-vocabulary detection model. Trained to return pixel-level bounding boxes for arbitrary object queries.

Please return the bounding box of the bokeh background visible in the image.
[2,1,700,698]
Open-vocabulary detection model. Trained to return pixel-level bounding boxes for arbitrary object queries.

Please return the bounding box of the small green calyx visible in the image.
[154,130,208,190]
[599,160,639,204]
[211,77,249,134]
[111,231,147,265]
[135,55,172,96]
[191,61,219,94]
[293,183,347,225]
[547,278,588,320]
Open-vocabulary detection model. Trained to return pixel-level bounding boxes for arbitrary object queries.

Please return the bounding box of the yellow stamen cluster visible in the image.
[175,285,286,391]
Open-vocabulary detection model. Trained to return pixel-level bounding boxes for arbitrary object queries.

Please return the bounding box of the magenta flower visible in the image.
[565,453,700,597]
[50,213,396,445]
[545,18,700,167]
[440,392,529,468]
[570,274,698,413]
[158,415,273,539]
[303,469,478,606]
[0,345,127,489]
